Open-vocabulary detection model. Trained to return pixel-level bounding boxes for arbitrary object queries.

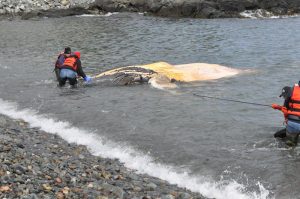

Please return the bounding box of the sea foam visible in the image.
[240,9,300,19]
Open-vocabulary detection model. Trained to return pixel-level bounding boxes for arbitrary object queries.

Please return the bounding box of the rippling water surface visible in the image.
[1,13,300,199]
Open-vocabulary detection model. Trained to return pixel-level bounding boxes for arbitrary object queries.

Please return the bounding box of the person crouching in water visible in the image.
[272,84,300,146]
[58,51,92,87]
[54,47,72,81]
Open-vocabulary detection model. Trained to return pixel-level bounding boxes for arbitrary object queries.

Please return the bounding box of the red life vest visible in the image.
[62,55,78,71]
[287,85,300,117]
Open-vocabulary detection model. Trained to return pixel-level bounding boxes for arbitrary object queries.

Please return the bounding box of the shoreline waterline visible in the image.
[0,113,207,199]
[0,98,270,199]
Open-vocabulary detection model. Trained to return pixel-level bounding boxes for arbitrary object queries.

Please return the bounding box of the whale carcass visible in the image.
[93,62,240,88]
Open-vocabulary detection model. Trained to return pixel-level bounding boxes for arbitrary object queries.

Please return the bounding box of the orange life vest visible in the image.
[287,85,300,117]
[62,55,78,71]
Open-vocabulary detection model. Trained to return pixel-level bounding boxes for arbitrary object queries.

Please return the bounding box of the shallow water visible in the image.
[1,13,300,199]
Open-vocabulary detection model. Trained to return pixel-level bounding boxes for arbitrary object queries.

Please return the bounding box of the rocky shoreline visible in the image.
[0,0,300,19]
[0,114,208,199]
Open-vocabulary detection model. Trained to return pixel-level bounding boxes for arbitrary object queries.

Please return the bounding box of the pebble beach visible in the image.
[0,114,208,199]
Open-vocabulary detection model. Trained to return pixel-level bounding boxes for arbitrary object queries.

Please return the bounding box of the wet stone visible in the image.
[178,192,192,199]
[14,165,27,174]
[101,183,125,199]
[161,194,176,199]
[0,134,11,141]
[146,182,158,191]
[128,173,140,181]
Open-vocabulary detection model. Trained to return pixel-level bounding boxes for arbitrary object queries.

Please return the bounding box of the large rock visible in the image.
[92,0,300,18]
[1,0,300,18]
[20,7,90,19]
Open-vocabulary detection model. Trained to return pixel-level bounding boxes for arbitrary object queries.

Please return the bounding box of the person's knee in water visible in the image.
[272,84,300,146]
[68,77,77,86]
[274,128,286,139]
[59,77,67,87]
[286,120,300,146]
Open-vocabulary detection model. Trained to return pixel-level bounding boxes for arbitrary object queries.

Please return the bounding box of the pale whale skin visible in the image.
[93,62,241,87]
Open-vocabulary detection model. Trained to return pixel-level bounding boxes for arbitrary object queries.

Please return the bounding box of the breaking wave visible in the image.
[240,9,300,19]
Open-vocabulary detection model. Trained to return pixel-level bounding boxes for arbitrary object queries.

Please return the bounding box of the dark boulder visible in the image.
[20,7,91,20]
[93,0,300,18]
[217,0,258,12]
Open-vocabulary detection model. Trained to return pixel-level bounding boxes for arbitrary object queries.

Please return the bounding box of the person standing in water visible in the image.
[58,51,92,86]
[54,47,72,81]
[272,84,300,146]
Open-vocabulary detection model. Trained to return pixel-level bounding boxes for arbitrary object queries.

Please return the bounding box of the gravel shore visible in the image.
[0,114,208,199]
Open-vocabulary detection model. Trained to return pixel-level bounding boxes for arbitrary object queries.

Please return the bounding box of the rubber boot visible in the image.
[286,132,299,147]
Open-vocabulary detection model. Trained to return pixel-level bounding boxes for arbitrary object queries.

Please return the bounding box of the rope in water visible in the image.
[192,93,272,108]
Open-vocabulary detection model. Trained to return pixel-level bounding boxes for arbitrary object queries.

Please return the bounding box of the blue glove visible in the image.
[84,76,92,83]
